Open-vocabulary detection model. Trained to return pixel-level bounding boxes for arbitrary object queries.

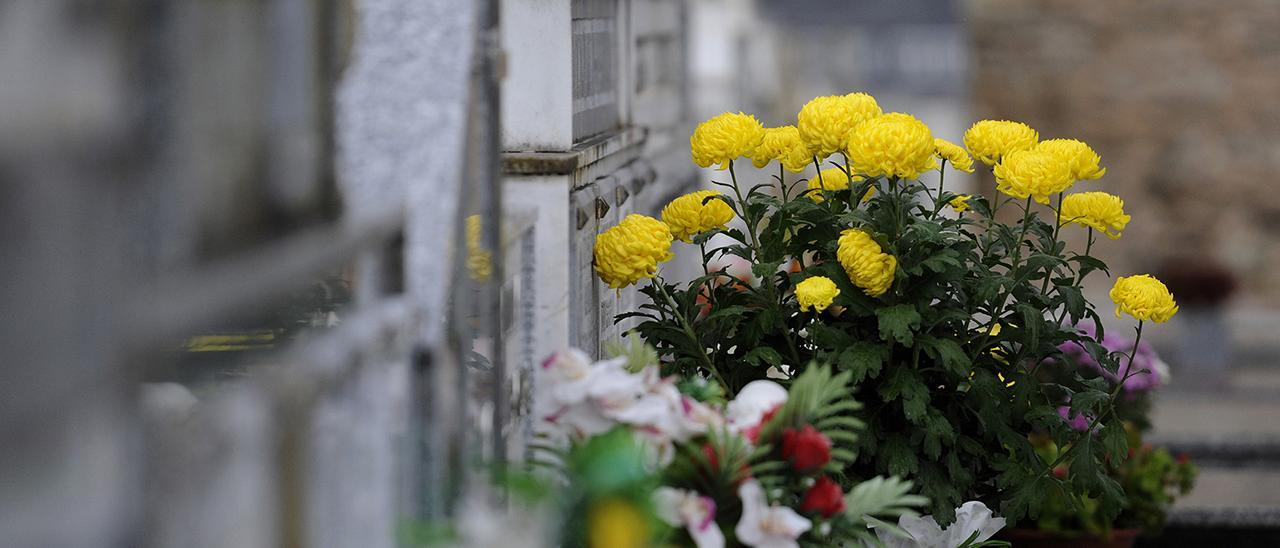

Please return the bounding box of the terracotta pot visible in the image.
[997,528,1140,548]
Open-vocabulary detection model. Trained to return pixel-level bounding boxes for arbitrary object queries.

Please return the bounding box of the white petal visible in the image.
[734,480,767,545]
[726,380,788,431]
[767,505,813,537]
[897,514,945,547]
[652,487,686,527]
[949,501,1005,545]
[689,519,726,548]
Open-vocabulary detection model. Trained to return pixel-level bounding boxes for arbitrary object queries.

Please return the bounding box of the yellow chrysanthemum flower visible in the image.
[845,112,938,181]
[1110,274,1179,323]
[797,93,883,159]
[993,148,1075,204]
[836,228,897,297]
[949,194,972,213]
[661,190,735,242]
[963,120,1039,166]
[747,125,812,173]
[934,138,975,173]
[588,499,648,548]
[465,214,492,281]
[795,276,840,312]
[807,167,873,203]
[1035,138,1106,181]
[690,112,766,169]
[593,214,675,289]
[1060,192,1130,239]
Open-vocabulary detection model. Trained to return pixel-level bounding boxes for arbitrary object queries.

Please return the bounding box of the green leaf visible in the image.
[1069,255,1110,276]
[844,476,928,526]
[877,304,922,346]
[1057,285,1086,322]
[703,304,750,322]
[916,335,971,375]
[880,368,931,425]
[1100,421,1129,466]
[810,322,854,348]
[838,342,887,383]
[1070,388,1108,418]
[743,347,783,368]
[878,436,919,477]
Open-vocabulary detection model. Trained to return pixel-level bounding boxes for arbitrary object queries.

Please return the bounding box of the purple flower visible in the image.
[1057,322,1168,393]
[1057,406,1091,432]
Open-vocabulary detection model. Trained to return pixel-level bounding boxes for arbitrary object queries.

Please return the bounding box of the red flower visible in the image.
[781,425,832,472]
[743,404,782,444]
[801,476,846,517]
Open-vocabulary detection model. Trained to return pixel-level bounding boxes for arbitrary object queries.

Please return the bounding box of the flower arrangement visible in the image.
[531,344,941,547]
[592,91,1184,533]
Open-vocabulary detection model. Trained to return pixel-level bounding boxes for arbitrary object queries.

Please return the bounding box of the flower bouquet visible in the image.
[592,91,1183,537]
[531,344,949,547]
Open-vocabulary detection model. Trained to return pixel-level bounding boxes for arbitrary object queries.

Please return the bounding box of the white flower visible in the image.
[873,501,1006,548]
[537,351,626,437]
[726,380,788,434]
[654,487,725,548]
[735,479,812,548]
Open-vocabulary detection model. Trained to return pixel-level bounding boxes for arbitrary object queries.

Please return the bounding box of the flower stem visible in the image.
[778,163,788,201]
[654,277,726,387]
[728,160,761,259]
[934,160,947,218]
[1040,192,1065,294]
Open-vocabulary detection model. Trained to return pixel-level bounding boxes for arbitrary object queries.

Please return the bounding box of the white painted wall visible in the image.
[499,0,574,151]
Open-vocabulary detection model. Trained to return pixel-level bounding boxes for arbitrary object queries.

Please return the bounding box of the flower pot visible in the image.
[997,528,1140,548]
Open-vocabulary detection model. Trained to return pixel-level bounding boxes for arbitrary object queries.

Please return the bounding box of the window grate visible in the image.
[571,0,619,141]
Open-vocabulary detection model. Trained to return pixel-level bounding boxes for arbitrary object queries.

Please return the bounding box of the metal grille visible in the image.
[571,0,620,141]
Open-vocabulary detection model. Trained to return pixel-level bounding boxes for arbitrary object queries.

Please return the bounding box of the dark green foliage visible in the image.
[624,158,1133,525]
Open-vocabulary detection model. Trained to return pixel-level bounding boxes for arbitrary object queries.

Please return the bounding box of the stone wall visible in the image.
[968,0,1280,305]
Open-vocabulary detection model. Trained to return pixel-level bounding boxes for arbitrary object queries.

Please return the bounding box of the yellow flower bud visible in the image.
[661,190,734,242]
[1035,138,1106,181]
[795,276,840,312]
[747,125,812,173]
[993,148,1075,204]
[806,167,872,203]
[690,112,766,170]
[934,138,975,173]
[845,113,937,181]
[949,194,972,213]
[593,214,674,289]
[797,93,883,160]
[837,228,897,297]
[465,214,492,281]
[1110,274,1179,323]
[1060,192,1130,239]
[963,120,1039,166]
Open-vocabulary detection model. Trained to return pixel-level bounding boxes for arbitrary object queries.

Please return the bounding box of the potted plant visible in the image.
[1000,325,1198,547]
[591,92,1184,543]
